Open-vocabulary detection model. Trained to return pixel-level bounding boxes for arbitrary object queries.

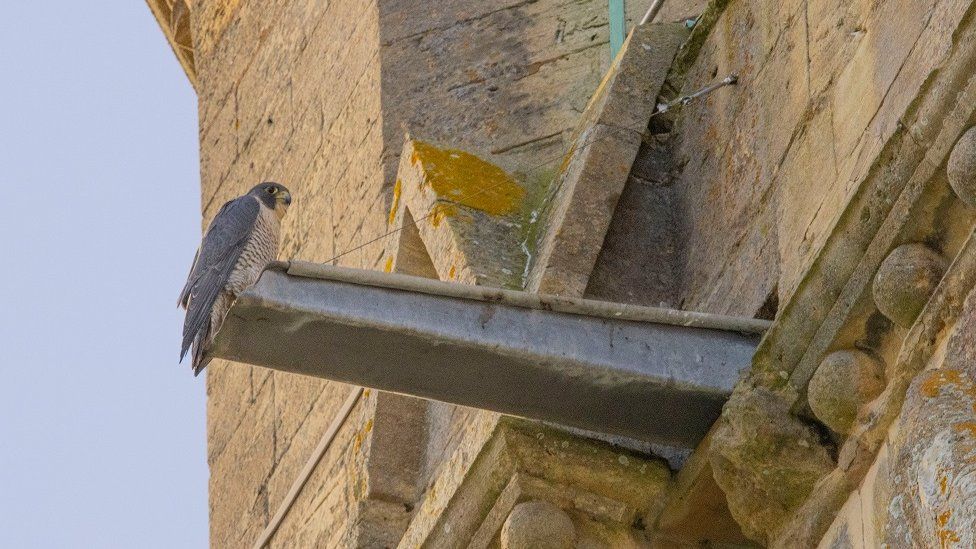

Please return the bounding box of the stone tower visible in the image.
[150,0,976,546]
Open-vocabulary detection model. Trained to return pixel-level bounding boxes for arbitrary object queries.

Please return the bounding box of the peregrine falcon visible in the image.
[179,182,292,375]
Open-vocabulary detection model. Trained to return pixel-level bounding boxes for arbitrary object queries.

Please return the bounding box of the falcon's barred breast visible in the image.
[178,182,292,375]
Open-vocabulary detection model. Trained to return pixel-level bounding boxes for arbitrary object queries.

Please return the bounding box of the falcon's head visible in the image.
[250,182,292,218]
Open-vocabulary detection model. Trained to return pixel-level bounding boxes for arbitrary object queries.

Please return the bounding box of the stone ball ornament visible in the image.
[808,350,886,434]
[947,126,976,206]
[500,500,576,549]
[872,243,946,328]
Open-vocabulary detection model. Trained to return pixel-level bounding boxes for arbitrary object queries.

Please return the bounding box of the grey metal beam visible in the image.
[211,261,768,447]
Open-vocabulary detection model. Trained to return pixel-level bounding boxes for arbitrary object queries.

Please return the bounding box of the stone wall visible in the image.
[189,0,640,546]
[673,0,971,317]
[378,0,661,181]
[163,0,976,546]
[666,0,976,546]
[192,0,386,546]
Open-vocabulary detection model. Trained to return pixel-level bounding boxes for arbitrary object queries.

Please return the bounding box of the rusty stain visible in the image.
[364,418,374,433]
[411,140,524,215]
[940,474,948,495]
[448,265,457,280]
[558,143,577,175]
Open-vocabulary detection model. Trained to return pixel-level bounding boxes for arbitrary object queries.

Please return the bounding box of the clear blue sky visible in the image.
[0,2,207,547]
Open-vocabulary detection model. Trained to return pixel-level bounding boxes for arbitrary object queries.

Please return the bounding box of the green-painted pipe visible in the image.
[609,0,625,59]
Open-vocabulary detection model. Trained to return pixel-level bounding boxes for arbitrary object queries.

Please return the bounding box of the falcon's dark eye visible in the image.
[266,186,276,194]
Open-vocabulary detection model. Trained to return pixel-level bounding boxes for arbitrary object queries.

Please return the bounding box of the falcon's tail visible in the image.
[178,248,200,309]
[179,337,192,364]
[192,339,212,377]
[181,330,212,376]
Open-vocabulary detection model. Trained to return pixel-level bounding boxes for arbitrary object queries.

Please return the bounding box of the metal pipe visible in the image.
[252,387,363,549]
[640,0,666,25]
[211,261,766,447]
[654,73,738,114]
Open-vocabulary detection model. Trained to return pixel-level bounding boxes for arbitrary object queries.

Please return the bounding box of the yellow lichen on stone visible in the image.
[937,510,959,548]
[429,203,457,228]
[389,178,402,225]
[919,370,976,414]
[411,140,525,216]
[384,256,394,273]
[921,370,965,397]
[953,422,976,437]
[920,370,973,398]
[353,419,374,454]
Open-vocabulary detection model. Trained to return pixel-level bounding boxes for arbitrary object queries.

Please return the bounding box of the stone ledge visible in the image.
[526,22,688,297]
[385,138,530,289]
[398,418,674,548]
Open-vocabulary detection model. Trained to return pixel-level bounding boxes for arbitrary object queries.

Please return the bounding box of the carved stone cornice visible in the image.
[145,0,197,88]
[703,2,976,544]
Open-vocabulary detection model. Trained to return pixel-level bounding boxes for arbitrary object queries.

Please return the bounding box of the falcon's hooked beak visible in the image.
[274,189,292,218]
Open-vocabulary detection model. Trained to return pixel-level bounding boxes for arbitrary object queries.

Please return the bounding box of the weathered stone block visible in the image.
[527,123,642,296]
[863,280,976,547]
[808,350,885,435]
[377,0,620,182]
[815,490,862,549]
[400,418,671,548]
[526,22,687,297]
[653,432,753,546]
[709,388,835,545]
[675,0,807,315]
[208,380,276,548]
[394,138,529,288]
